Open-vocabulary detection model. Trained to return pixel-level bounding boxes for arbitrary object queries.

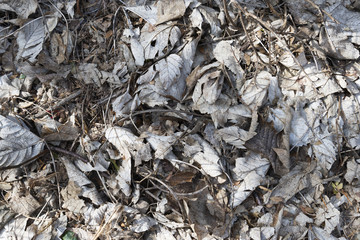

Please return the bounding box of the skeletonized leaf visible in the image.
[0,115,44,168]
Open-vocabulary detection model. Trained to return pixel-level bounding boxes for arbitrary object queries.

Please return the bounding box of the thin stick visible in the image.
[48,145,89,163]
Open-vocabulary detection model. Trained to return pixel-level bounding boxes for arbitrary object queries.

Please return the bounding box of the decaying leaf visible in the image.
[35,115,79,142]
[244,119,291,175]
[62,158,103,205]
[157,0,186,25]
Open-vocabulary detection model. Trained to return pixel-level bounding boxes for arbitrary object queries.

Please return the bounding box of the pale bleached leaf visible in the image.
[0,75,22,99]
[0,115,44,168]
[0,216,36,240]
[215,126,256,149]
[268,74,282,103]
[155,226,176,240]
[65,0,76,18]
[153,212,186,229]
[137,65,157,84]
[191,134,222,177]
[140,24,181,60]
[309,131,336,171]
[344,159,360,183]
[61,181,85,213]
[137,84,169,107]
[16,18,46,62]
[289,108,311,147]
[197,5,222,36]
[131,216,157,233]
[192,69,222,105]
[105,127,145,161]
[249,227,275,240]
[179,34,200,75]
[295,212,314,227]
[125,4,157,25]
[77,137,110,172]
[8,193,41,216]
[112,91,140,118]
[239,71,271,108]
[131,37,145,66]
[74,63,102,87]
[62,158,103,205]
[311,226,343,240]
[0,0,37,19]
[232,153,269,207]
[155,54,183,90]
[189,8,203,29]
[318,4,360,60]
[105,127,147,196]
[62,158,92,186]
[267,162,321,205]
[213,40,244,77]
[115,157,132,196]
[233,153,270,181]
[315,197,340,234]
[83,202,119,226]
[0,26,11,54]
[145,132,177,159]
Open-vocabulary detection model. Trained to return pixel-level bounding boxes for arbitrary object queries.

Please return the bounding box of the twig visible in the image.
[44,142,62,208]
[148,176,186,217]
[120,108,206,123]
[48,145,89,163]
[35,89,83,118]
[233,3,316,89]
[223,0,238,29]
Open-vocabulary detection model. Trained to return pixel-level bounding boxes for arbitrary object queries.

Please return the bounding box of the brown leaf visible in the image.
[167,171,196,186]
[244,120,281,173]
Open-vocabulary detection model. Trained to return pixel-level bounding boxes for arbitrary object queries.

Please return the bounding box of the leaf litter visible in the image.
[0,0,359,239]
